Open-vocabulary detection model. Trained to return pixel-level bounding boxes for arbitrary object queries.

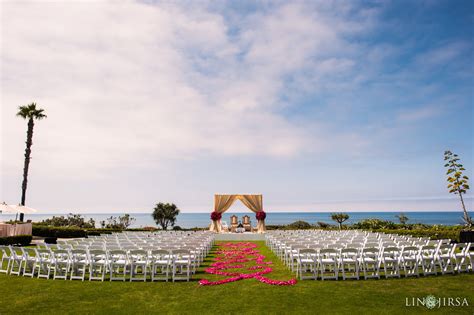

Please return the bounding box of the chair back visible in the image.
[151,249,170,261]
[129,249,148,262]
[70,249,88,262]
[108,249,127,260]
[171,249,190,261]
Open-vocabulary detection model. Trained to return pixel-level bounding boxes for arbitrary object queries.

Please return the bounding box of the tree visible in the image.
[16,103,47,222]
[40,213,95,228]
[330,213,349,230]
[100,214,135,229]
[119,214,135,229]
[444,150,472,228]
[396,213,409,225]
[152,203,180,230]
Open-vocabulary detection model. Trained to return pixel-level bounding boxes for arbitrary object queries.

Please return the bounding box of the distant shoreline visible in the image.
[1,211,467,228]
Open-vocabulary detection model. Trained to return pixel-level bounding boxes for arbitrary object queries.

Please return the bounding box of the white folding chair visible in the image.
[89,249,108,281]
[319,249,339,280]
[129,249,148,282]
[380,247,401,278]
[419,245,437,276]
[297,248,318,280]
[21,248,37,278]
[171,249,191,282]
[360,248,380,279]
[108,249,129,281]
[453,243,470,273]
[436,244,455,275]
[340,248,359,280]
[35,248,53,279]
[400,246,420,277]
[8,247,24,276]
[469,244,474,272]
[70,249,88,281]
[51,249,71,280]
[0,246,12,274]
[150,249,171,282]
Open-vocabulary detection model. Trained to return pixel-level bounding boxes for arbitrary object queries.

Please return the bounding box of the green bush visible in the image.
[33,225,86,238]
[85,231,101,236]
[316,221,330,228]
[55,228,86,238]
[287,221,312,229]
[37,213,95,228]
[353,218,397,230]
[0,235,32,246]
[44,237,57,244]
[85,228,122,235]
[373,228,461,242]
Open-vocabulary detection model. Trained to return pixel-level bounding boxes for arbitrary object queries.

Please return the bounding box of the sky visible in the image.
[0,0,473,214]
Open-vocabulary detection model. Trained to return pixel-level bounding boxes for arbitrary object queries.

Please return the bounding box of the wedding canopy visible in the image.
[209,194,266,233]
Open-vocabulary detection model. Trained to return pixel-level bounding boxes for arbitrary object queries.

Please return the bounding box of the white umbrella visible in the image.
[0,202,17,214]
[12,205,38,214]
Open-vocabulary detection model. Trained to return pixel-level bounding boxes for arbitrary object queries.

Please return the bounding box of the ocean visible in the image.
[0,211,467,228]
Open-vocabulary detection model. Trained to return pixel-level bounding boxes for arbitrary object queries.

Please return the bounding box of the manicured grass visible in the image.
[0,241,473,314]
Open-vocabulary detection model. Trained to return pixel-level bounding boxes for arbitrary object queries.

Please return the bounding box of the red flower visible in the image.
[198,241,296,287]
[211,211,222,221]
[256,211,266,220]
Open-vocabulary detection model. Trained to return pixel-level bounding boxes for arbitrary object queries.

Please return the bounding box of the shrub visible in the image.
[317,221,329,228]
[38,213,95,228]
[32,225,86,238]
[85,228,122,235]
[0,235,32,246]
[142,226,158,231]
[44,237,57,244]
[172,226,182,231]
[287,221,312,229]
[372,228,461,242]
[99,214,136,229]
[353,218,397,230]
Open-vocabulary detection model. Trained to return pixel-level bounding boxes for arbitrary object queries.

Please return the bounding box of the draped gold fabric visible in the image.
[209,194,266,233]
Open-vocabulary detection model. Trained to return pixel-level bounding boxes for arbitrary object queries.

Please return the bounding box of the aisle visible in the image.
[199,242,297,286]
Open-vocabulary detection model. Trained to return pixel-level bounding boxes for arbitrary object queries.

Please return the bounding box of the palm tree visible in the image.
[16,103,47,222]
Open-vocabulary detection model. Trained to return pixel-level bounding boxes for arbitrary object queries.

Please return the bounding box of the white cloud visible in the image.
[1,0,370,180]
[415,41,470,67]
[397,105,443,122]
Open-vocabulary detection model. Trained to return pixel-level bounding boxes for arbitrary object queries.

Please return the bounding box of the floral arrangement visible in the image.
[210,211,222,221]
[256,211,266,221]
[199,242,296,286]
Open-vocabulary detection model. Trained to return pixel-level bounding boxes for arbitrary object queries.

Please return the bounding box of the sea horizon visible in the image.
[1,211,467,228]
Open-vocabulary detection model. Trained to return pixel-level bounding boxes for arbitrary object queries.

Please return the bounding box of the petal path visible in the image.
[199,242,297,286]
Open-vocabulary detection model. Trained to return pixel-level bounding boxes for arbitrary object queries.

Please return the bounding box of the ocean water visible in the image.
[0,211,467,228]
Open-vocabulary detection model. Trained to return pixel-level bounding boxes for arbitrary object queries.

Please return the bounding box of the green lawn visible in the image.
[0,241,473,314]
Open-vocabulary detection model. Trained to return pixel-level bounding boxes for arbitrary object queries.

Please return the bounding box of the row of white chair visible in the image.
[0,246,201,282]
[266,231,473,280]
[294,244,473,280]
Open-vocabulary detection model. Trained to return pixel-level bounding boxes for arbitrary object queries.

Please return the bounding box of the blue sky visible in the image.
[1,0,472,213]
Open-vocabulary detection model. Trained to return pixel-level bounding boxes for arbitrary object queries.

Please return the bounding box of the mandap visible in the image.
[209,194,266,233]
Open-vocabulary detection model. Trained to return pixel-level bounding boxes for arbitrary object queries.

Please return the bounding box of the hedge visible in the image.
[0,235,32,246]
[33,226,87,238]
[85,228,122,235]
[373,228,461,242]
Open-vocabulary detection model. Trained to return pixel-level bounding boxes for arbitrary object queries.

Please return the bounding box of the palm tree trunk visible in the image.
[19,118,34,222]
